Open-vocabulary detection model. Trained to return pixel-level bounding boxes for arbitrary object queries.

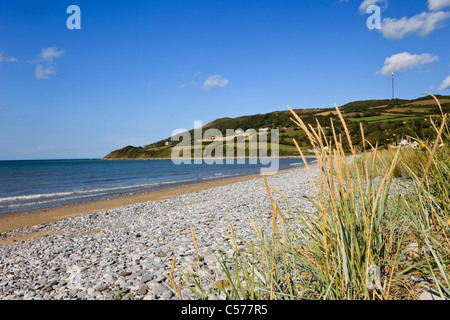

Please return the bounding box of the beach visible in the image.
[0,163,320,300]
[0,171,265,236]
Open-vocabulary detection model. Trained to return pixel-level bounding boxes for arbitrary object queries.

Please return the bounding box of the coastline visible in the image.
[0,165,304,236]
[100,156,316,161]
[0,162,321,300]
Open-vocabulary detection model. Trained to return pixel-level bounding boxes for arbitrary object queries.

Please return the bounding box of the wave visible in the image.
[158,178,198,185]
[0,179,197,204]
[202,173,240,180]
[0,190,117,209]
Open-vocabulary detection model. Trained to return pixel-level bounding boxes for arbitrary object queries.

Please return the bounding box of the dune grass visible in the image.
[171,93,450,300]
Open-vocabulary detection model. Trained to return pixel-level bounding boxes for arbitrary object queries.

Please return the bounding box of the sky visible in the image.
[1,0,450,160]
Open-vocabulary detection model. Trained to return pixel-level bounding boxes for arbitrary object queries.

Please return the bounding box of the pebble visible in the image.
[0,163,321,300]
[405,242,430,261]
[119,271,132,277]
[140,274,152,283]
[419,290,444,300]
[137,284,148,295]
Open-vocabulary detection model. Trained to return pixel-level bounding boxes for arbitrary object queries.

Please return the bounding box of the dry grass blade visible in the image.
[190,225,202,286]
[257,182,314,232]
[257,182,300,211]
[169,257,183,300]
[288,106,318,147]
[247,214,265,262]
[334,103,354,155]
[360,122,366,150]
[269,200,278,300]
[420,113,447,186]
[228,218,240,256]
[263,174,275,211]
[422,92,444,116]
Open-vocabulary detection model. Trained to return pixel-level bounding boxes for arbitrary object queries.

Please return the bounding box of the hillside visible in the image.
[103,95,450,159]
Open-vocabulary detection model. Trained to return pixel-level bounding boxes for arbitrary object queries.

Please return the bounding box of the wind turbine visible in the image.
[392,72,395,100]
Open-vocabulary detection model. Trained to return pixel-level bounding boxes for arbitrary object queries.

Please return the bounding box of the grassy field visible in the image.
[348,115,424,123]
[348,115,401,122]
[104,94,450,159]
[172,94,450,300]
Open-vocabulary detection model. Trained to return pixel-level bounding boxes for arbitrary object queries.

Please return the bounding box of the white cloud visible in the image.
[429,0,450,10]
[439,75,450,90]
[179,83,187,89]
[202,75,229,90]
[359,0,388,13]
[0,53,19,63]
[147,81,153,89]
[380,11,450,39]
[35,64,56,79]
[37,47,65,63]
[378,52,439,76]
[34,46,64,80]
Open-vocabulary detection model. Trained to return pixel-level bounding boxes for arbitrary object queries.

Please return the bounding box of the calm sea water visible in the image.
[0,158,316,215]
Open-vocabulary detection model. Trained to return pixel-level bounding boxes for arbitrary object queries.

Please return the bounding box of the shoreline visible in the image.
[0,165,303,236]
[0,161,321,300]
[100,156,315,161]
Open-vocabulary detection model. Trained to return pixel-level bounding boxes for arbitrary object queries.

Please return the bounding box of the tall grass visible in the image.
[172,93,450,300]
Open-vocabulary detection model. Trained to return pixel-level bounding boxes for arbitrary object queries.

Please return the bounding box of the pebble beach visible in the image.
[0,164,320,300]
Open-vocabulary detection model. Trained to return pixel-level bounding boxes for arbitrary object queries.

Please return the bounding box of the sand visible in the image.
[0,172,267,235]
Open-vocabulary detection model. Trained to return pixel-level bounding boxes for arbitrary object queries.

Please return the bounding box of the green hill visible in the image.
[103,95,450,159]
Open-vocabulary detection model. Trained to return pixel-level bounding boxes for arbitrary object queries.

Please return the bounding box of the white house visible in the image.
[389,139,423,150]
[410,141,420,149]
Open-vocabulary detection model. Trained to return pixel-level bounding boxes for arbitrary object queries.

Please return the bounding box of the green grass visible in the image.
[347,115,421,123]
[376,116,420,123]
[348,115,397,122]
[278,144,299,151]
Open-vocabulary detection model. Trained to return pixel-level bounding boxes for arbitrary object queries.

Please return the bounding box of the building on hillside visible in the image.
[211,135,223,140]
[389,139,420,149]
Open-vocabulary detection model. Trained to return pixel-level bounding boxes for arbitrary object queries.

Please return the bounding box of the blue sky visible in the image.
[1,0,450,160]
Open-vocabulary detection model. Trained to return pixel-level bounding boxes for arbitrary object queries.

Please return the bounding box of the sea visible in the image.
[0,158,316,215]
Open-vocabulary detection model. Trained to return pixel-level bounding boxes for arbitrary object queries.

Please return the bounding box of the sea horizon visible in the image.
[0,155,311,162]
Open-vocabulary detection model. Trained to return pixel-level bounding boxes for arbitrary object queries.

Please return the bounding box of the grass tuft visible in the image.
[172,93,450,300]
